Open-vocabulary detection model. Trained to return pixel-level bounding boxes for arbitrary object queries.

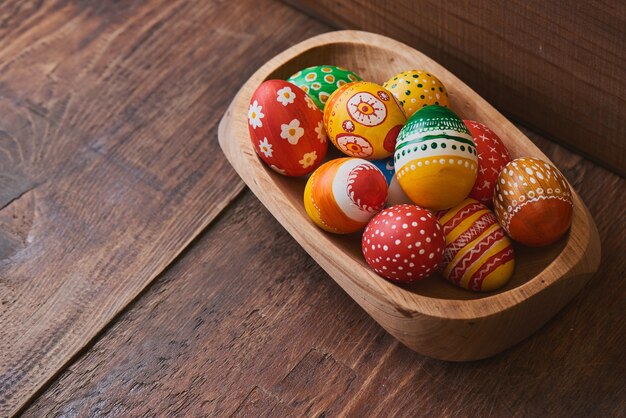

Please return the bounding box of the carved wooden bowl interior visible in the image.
[218,31,601,361]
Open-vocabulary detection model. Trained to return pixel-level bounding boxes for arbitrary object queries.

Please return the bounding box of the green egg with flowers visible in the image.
[287,65,362,110]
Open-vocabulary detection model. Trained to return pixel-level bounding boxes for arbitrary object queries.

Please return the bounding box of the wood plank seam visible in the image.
[10,185,248,417]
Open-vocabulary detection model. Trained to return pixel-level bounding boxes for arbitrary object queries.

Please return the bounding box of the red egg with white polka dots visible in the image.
[362,204,445,283]
[464,120,512,207]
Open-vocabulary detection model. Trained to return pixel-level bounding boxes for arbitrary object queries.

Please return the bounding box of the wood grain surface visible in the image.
[24,128,625,417]
[284,0,626,176]
[2,0,624,416]
[218,30,601,361]
[0,0,326,415]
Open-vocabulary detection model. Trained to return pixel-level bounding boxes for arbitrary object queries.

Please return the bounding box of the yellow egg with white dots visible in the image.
[383,70,450,118]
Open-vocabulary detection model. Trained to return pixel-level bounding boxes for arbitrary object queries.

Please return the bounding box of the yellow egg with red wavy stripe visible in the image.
[324,81,406,160]
[436,198,515,292]
[304,158,388,234]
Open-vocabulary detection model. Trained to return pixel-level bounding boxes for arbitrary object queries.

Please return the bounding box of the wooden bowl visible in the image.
[218,31,601,361]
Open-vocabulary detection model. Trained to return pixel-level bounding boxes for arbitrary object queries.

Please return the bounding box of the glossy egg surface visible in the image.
[362,204,445,283]
[304,158,388,234]
[494,157,573,246]
[383,70,450,118]
[324,81,407,160]
[437,198,515,292]
[464,120,511,206]
[395,105,478,210]
[249,80,327,176]
[287,65,361,110]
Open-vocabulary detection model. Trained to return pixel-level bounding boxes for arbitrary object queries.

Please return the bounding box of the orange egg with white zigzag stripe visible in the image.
[304,158,388,234]
[436,198,515,292]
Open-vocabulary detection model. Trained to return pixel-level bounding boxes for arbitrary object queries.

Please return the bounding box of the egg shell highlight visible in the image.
[464,120,512,207]
[287,65,362,110]
[304,158,388,234]
[437,198,515,292]
[494,157,573,247]
[383,70,450,118]
[395,105,478,210]
[248,80,327,176]
[362,204,445,283]
[324,81,407,160]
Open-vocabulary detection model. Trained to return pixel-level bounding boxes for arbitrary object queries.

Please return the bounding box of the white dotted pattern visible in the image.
[362,204,445,282]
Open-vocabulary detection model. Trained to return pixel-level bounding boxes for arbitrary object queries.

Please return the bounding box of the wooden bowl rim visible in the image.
[219,30,601,321]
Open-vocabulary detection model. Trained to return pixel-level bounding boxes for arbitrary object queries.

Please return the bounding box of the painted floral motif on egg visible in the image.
[494,157,574,247]
[464,120,512,207]
[304,158,388,234]
[287,65,362,110]
[371,157,412,206]
[362,204,445,283]
[395,105,478,211]
[248,80,328,176]
[383,70,450,118]
[324,81,407,160]
[437,198,515,292]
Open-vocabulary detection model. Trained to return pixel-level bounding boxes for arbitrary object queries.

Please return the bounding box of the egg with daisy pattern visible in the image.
[287,65,362,110]
[324,81,407,160]
[248,80,328,176]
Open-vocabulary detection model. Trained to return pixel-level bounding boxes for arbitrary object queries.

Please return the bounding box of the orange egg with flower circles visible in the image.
[323,81,407,160]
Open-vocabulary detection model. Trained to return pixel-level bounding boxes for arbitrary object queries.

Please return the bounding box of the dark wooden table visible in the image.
[1,0,624,416]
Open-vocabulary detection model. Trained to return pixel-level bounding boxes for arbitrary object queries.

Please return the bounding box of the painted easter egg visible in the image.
[371,157,412,206]
[287,65,362,110]
[464,120,512,207]
[383,70,450,118]
[304,158,388,234]
[494,157,573,247]
[324,81,407,160]
[437,198,515,292]
[362,204,445,283]
[395,105,478,211]
[248,80,327,176]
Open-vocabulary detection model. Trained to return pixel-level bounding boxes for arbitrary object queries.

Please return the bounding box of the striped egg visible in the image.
[304,158,388,234]
[494,157,573,247]
[437,198,515,292]
[395,105,478,210]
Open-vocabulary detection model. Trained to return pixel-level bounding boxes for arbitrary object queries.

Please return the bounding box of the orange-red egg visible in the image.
[248,80,327,176]
[464,120,511,207]
[304,158,388,234]
[494,157,573,246]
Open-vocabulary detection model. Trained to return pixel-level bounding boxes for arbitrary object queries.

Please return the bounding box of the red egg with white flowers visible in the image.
[464,120,511,207]
[248,80,328,176]
[362,205,445,283]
